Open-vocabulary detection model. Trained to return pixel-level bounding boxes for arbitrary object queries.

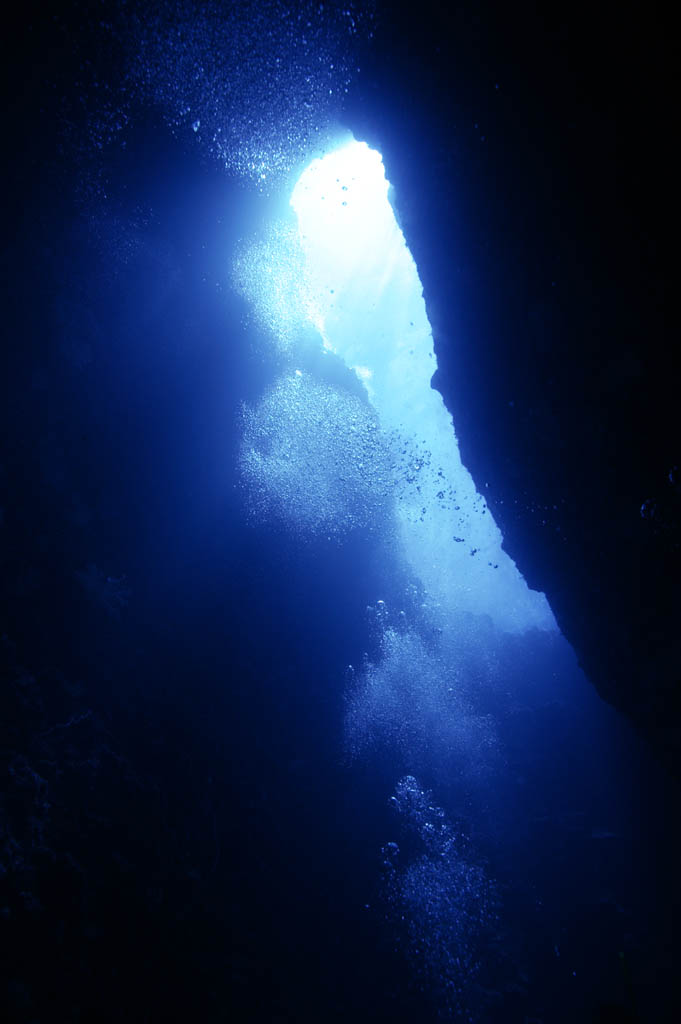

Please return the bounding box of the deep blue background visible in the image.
[1,3,679,1022]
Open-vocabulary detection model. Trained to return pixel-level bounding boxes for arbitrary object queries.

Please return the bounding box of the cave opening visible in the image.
[288,135,556,632]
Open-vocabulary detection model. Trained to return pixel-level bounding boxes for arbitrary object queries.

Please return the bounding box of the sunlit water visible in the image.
[233,137,575,1018]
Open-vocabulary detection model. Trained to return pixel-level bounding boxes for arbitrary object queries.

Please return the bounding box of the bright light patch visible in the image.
[291,140,392,303]
[290,138,555,633]
[354,366,373,381]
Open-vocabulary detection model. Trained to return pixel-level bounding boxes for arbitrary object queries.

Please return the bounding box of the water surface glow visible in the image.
[290,138,555,632]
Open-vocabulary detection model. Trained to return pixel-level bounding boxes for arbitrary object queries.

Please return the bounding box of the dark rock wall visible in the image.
[349,1,679,771]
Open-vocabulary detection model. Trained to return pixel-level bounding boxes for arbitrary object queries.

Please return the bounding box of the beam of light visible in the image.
[291,138,555,632]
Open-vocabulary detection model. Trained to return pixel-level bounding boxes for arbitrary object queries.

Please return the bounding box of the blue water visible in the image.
[1,4,679,1022]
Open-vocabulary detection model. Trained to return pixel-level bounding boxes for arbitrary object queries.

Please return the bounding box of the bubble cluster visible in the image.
[232,220,319,351]
[239,371,392,537]
[382,777,499,1019]
[124,0,375,187]
[344,602,499,783]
